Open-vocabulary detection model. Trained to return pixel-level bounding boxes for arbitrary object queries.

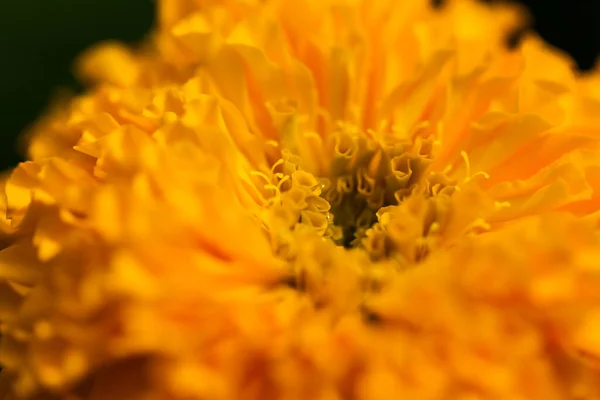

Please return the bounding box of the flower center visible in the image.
[318,126,435,249]
[258,124,458,266]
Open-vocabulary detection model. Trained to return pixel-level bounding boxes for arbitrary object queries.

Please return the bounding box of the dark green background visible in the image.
[0,0,598,171]
[0,0,153,170]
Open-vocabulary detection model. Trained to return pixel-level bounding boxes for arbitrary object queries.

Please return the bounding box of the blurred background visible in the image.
[0,0,598,170]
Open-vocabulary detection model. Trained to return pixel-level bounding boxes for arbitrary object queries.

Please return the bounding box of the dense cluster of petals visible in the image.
[3,0,600,399]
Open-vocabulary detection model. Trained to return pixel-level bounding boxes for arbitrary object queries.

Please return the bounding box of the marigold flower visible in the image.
[3,0,600,399]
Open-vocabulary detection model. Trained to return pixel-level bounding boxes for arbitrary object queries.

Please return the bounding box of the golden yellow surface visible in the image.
[2,0,600,399]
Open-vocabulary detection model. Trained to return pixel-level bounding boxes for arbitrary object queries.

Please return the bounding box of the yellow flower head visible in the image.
[3,0,600,399]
